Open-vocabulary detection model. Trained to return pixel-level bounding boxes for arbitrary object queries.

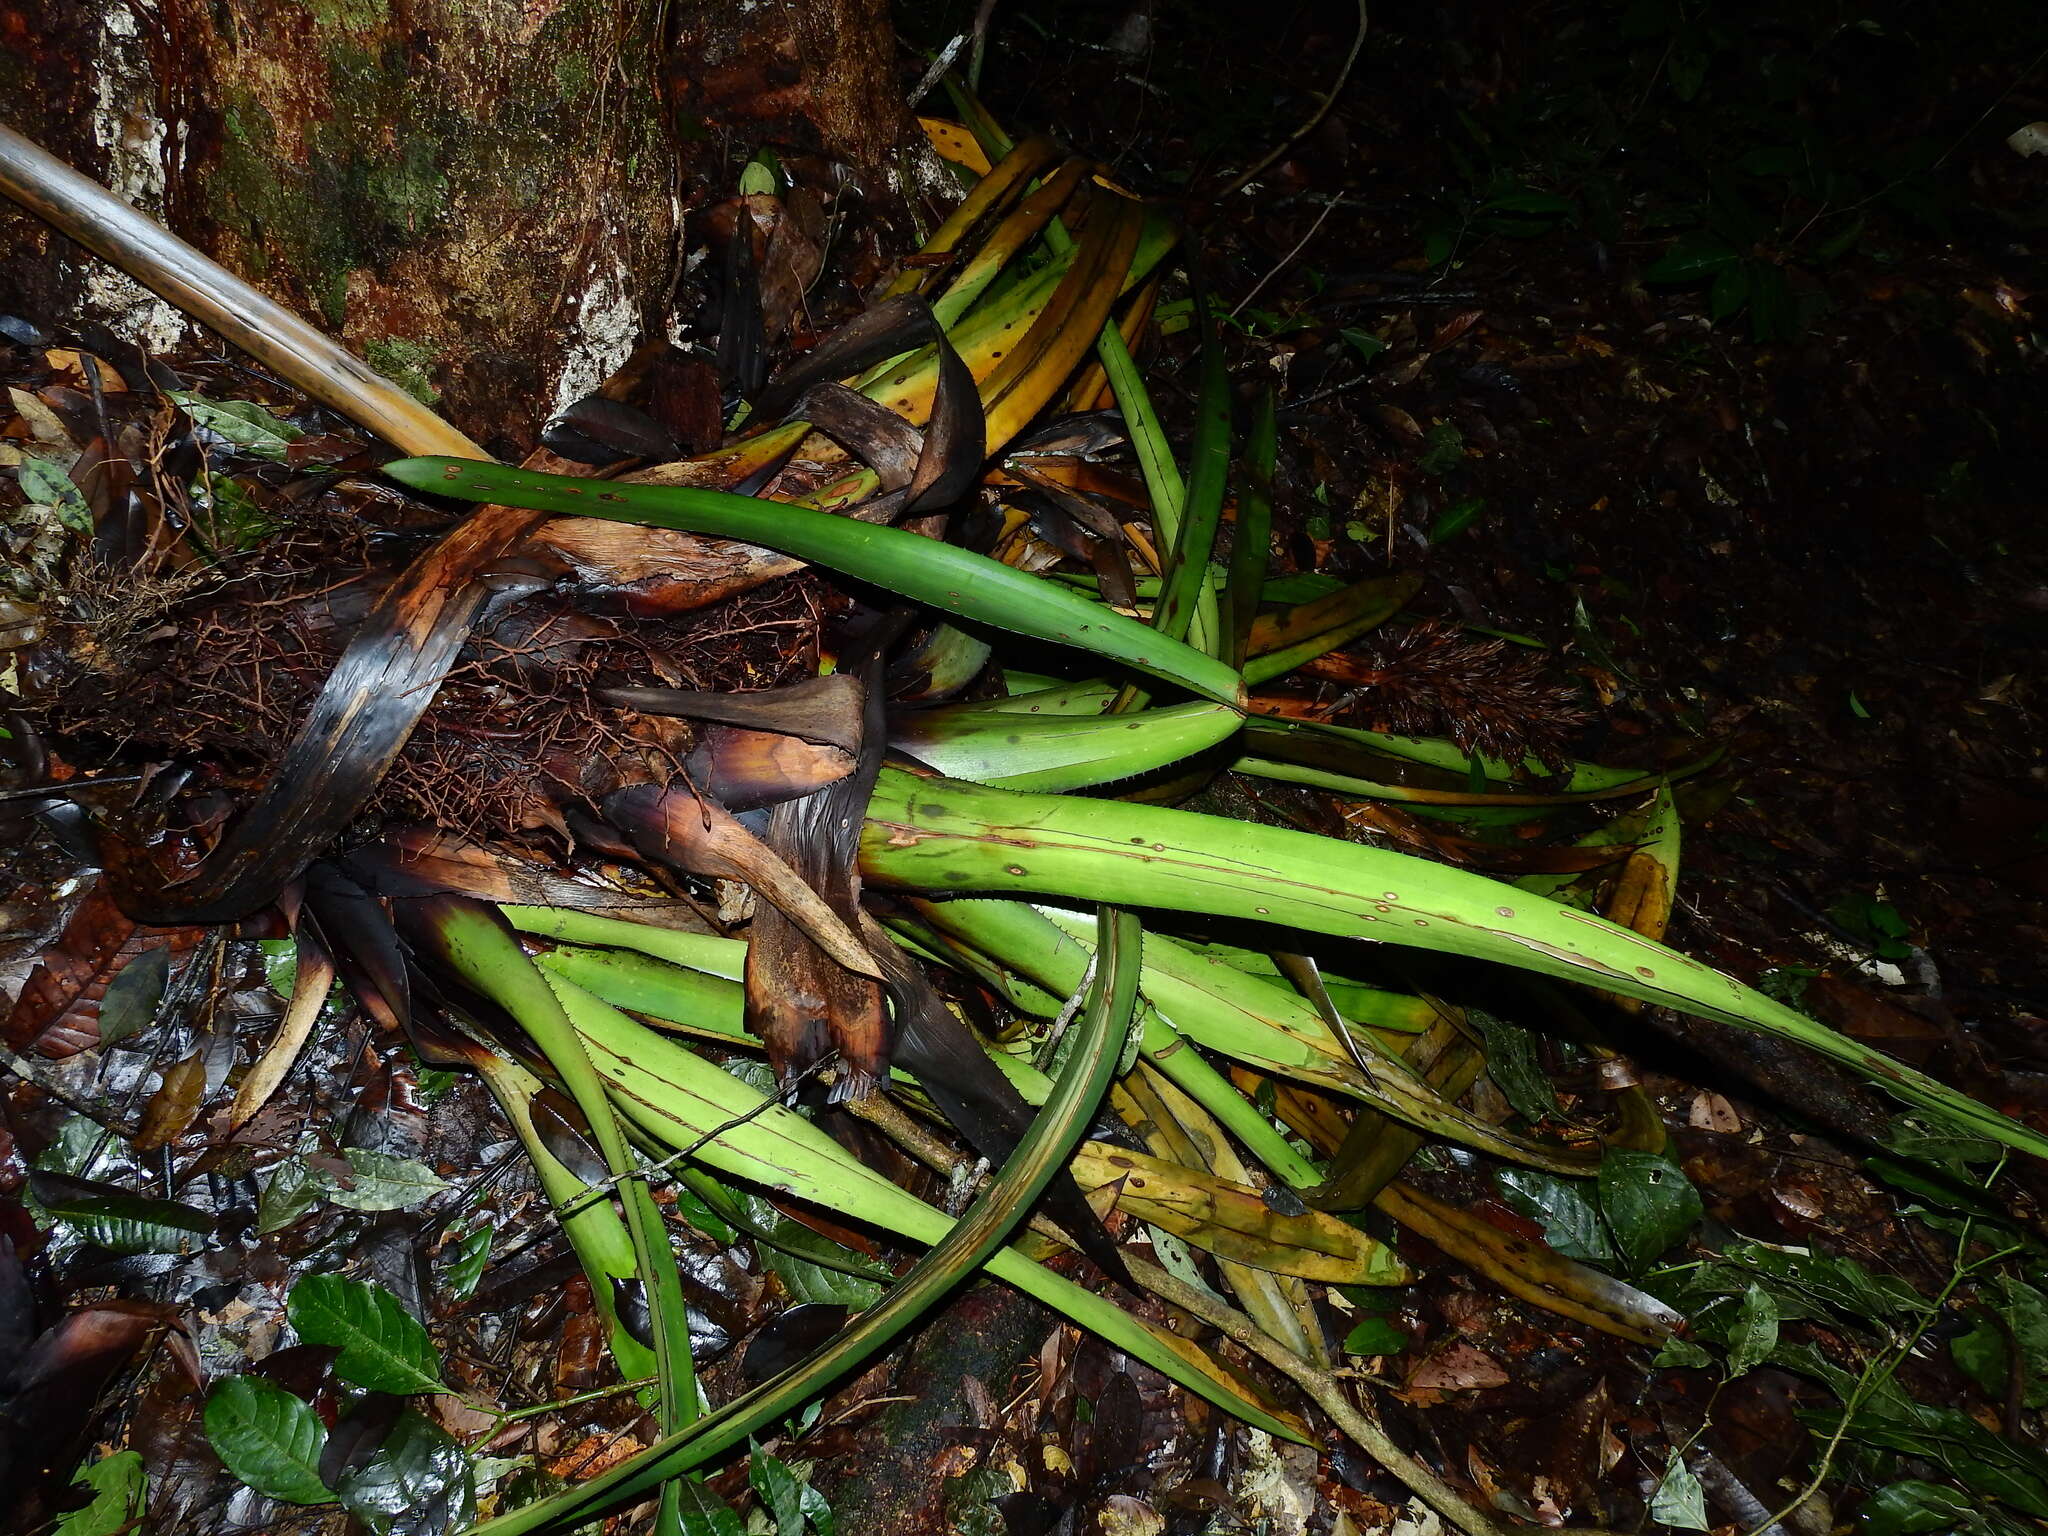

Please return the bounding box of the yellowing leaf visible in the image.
[917,116,992,175]
[1071,1143,1412,1285]
[1602,785,1679,1013]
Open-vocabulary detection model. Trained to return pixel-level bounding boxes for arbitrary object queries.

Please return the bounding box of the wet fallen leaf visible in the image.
[1405,1341,1510,1394]
[133,1047,209,1152]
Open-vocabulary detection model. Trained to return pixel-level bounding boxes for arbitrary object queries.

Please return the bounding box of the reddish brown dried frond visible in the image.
[1314,619,1590,768]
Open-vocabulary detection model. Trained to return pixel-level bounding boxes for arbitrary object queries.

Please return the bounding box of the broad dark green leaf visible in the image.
[1953,1313,2008,1401]
[258,1156,323,1235]
[1969,1279,2048,1409]
[674,1476,746,1536]
[1472,1009,1556,1124]
[1814,1400,2048,1517]
[287,1274,445,1396]
[729,1190,886,1307]
[1708,262,1751,322]
[1861,1480,1985,1536]
[95,946,170,1047]
[204,1376,334,1505]
[33,1177,212,1256]
[1682,1240,1922,1324]
[1496,1168,1613,1265]
[751,1449,809,1536]
[1596,1149,1701,1273]
[336,1408,475,1535]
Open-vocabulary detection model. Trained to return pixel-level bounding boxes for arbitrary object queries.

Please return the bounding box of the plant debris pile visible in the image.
[4,5,2048,1536]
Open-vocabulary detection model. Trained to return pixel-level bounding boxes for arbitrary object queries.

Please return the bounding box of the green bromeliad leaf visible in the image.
[540,974,1300,1441]
[890,700,1242,789]
[381,458,1245,707]
[858,769,2048,1161]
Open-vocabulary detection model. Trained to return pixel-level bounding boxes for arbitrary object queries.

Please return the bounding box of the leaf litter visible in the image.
[2,11,2047,1536]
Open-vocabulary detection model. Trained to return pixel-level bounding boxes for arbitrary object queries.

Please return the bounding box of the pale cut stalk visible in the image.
[0,124,487,461]
[227,929,334,1132]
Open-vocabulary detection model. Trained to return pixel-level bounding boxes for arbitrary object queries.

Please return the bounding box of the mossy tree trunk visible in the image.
[0,0,910,451]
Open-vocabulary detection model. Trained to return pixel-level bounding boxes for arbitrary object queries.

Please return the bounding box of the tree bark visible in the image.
[0,0,909,450]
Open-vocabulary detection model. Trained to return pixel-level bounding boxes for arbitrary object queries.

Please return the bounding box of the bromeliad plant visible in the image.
[7,106,2045,1536]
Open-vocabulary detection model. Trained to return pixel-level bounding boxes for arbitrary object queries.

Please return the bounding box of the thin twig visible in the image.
[907,35,968,110]
[1123,1254,1623,1536]
[1229,199,1339,321]
[485,1052,839,1270]
[1209,1,1370,203]
[0,1047,141,1136]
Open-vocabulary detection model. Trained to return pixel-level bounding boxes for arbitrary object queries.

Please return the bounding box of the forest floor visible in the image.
[4,3,2047,1535]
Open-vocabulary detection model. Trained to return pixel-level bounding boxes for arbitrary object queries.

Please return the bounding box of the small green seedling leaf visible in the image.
[1339,327,1387,364]
[54,1450,147,1536]
[204,1376,334,1505]
[1342,1316,1408,1356]
[1652,1336,1716,1370]
[1649,1457,1709,1530]
[1429,495,1486,544]
[286,1274,445,1396]
[1725,1283,1780,1378]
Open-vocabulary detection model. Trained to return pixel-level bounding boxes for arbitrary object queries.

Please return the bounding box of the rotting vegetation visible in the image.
[3,32,2048,1536]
